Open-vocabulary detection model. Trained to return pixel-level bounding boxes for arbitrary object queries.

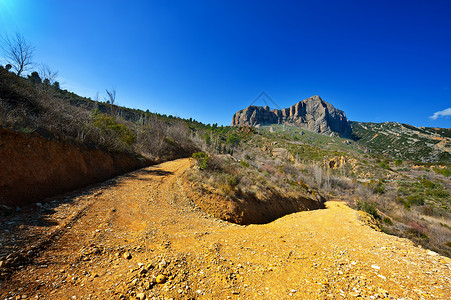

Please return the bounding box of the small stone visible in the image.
[158,259,167,269]
[0,261,4,268]
[123,252,132,259]
[136,293,146,300]
[143,281,152,290]
[156,274,167,284]
[371,264,380,270]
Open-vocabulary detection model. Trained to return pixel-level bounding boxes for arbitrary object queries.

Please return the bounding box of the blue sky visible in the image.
[0,0,450,128]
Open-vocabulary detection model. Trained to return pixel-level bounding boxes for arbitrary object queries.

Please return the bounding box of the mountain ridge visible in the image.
[232,95,352,138]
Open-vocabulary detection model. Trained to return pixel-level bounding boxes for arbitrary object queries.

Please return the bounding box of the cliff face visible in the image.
[232,95,352,137]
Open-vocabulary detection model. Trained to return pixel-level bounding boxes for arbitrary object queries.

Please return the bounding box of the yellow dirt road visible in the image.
[0,158,450,299]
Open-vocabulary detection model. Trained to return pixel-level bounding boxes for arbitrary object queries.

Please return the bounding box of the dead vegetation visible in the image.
[0,67,197,161]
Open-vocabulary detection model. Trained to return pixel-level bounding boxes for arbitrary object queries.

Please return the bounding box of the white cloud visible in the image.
[430,108,451,120]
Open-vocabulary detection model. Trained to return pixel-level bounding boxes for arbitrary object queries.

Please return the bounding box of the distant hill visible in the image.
[231,95,450,163]
[231,95,352,138]
[352,121,451,163]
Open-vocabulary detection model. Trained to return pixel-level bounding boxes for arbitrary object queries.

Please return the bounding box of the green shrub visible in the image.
[379,161,391,170]
[433,167,451,177]
[226,175,239,188]
[192,152,209,170]
[397,185,409,196]
[357,200,380,220]
[226,133,240,147]
[426,188,450,199]
[204,134,211,146]
[374,182,385,195]
[369,180,385,195]
[421,179,436,189]
[395,159,403,166]
[383,217,393,225]
[240,160,249,167]
[404,194,424,209]
[93,113,136,146]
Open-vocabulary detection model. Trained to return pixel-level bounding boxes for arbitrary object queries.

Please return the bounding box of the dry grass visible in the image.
[0,67,197,160]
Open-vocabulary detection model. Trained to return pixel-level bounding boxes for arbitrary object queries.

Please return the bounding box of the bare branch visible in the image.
[39,64,59,85]
[1,33,35,76]
[105,88,116,105]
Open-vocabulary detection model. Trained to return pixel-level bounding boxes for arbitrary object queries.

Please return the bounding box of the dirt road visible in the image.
[1,158,450,299]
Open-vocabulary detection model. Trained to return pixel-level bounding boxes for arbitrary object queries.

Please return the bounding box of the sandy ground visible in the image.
[0,158,450,299]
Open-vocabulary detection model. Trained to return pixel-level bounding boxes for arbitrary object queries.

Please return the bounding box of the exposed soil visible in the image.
[0,128,149,207]
[182,174,325,225]
[0,158,450,299]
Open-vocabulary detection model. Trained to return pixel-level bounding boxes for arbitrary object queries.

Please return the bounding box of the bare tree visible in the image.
[39,64,59,85]
[1,33,34,76]
[94,91,100,102]
[105,88,116,105]
[313,163,323,188]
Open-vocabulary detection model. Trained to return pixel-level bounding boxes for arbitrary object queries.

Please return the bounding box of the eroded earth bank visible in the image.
[0,128,149,207]
[0,158,450,299]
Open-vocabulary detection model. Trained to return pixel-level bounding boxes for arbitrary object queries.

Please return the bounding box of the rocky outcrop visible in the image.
[232,95,352,137]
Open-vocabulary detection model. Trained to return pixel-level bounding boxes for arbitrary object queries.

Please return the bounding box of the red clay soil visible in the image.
[0,128,149,207]
[182,176,325,225]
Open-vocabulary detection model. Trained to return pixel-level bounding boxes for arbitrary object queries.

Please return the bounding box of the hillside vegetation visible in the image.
[352,121,451,163]
[0,66,197,162]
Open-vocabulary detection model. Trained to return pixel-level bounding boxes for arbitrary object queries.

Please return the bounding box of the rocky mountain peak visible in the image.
[232,96,352,138]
